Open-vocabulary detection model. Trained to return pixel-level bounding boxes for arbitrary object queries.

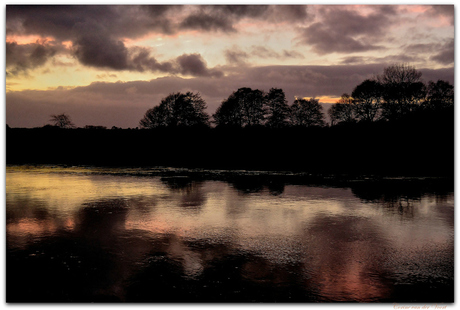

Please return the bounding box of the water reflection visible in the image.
[6,166,454,302]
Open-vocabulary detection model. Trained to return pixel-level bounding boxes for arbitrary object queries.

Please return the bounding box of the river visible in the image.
[6,165,454,302]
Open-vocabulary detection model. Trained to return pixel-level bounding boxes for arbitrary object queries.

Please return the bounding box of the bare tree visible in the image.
[327,94,356,126]
[49,113,75,128]
[377,64,426,120]
[352,80,382,122]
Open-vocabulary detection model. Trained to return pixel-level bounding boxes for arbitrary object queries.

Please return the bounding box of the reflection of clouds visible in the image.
[167,236,204,279]
[6,168,169,212]
[300,215,393,301]
[6,167,454,302]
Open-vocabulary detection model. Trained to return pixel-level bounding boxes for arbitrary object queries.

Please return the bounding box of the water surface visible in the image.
[6,166,454,302]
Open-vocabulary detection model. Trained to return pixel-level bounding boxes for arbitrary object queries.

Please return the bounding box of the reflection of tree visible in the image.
[230,177,265,194]
[350,179,452,203]
[161,176,193,190]
[77,199,129,237]
[267,180,285,196]
[228,176,286,196]
[160,177,206,210]
[7,176,454,303]
[349,179,453,219]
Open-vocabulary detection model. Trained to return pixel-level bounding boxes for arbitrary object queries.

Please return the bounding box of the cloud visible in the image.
[425,5,454,26]
[269,5,308,22]
[6,5,309,42]
[403,43,436,54]
[339,54,424,65]
[180,11,236,33]
[430,39,454,65]
[298,22,384,54]
[128,47,175,73]
[282,50,305,59]
[224,47,249,65]
[250,46,305,60]
[73,26,130,70]
[176,53,223,77]
[6,41,60,75]
[296,6,395,54]
[6,5,179,41]
[224,46,304,65]
[209,5,270,19]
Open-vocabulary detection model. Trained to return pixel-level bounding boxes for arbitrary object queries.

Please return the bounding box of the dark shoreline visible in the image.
[7,108,453,178]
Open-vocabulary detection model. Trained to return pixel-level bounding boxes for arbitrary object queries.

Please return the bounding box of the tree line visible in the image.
[45,64,452,130]
[136,64,453,130]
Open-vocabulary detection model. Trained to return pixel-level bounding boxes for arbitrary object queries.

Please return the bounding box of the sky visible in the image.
[5,4,455,128]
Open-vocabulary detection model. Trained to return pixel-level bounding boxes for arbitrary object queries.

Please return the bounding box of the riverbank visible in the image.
[7,110,453,177]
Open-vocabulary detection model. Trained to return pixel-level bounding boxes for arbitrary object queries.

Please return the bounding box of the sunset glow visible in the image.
[5,4,454,128]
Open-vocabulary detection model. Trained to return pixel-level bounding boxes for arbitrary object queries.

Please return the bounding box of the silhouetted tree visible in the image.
[212,94,243,127]
[377,64,426,120]
[265,88,290,128]
[423,80,454,110]
[351,79,382,122]
[140,92,210,128]
[213,87,266,127]
[328,94,355,125]
[49,113,75,128]
[290,98,325,127]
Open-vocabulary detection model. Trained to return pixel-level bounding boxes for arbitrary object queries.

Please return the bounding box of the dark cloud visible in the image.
[298,22,384,54]
[430,39,454,65]
[270,5,308,22]
[425,5,454,26]
[340,53,424,65]
[224,48,249,65]
[6,5,120,40]
[249,46,305,60]
[251,46,280,58]
[6,41,60,75]
[8,5,308,75]
[209,5,270,19]
[72,30,222,77]
[180,11,236,33]
[403,43,436,54]
[339,56,366,65]
[128,47,174,73]
[73,25,130,70]
[179,5,304,33]
[6,5,182,41]
[282,50,304,59]
[6,5,308,41]
[296,6,395,54]
[176,53,223,77]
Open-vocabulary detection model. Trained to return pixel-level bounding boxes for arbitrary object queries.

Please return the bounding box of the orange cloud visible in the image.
[6,34,54,45]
